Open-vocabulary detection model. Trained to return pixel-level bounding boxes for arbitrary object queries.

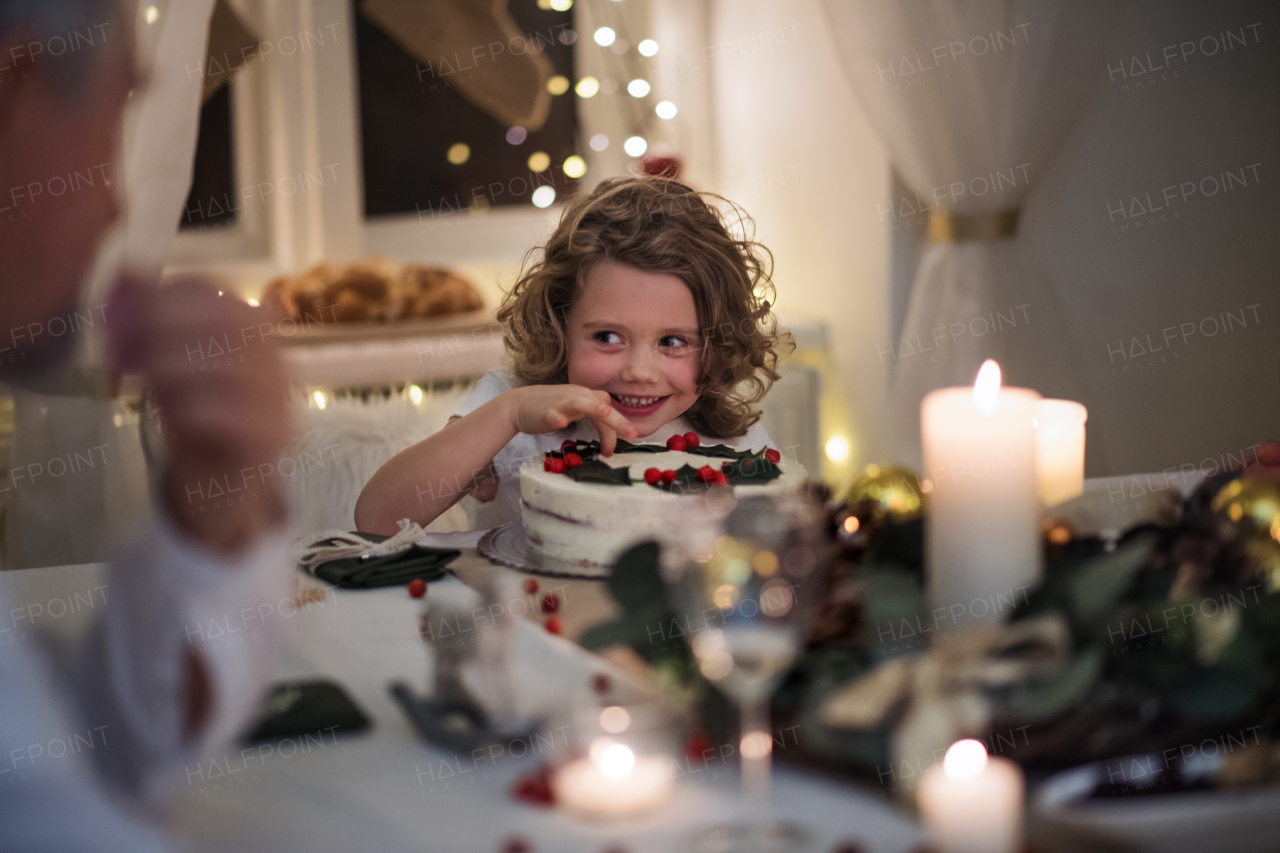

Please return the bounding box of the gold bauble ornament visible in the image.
[1212,477,1280,591]
[1245,537,1280,593]
[845,465,926,522]
[1211,477,1280,536]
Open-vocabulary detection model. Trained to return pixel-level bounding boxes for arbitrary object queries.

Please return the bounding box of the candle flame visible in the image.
[973,360,1001,416]
[598,743,636,779]
[943,739,988,780]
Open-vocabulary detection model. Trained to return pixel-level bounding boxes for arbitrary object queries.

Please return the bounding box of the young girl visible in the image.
[354,177,789,534]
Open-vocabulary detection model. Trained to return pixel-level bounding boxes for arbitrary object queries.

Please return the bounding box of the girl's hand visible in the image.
[508,385,639,455]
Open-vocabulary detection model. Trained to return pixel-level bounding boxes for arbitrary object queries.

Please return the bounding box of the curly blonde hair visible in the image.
[496,176,790,438]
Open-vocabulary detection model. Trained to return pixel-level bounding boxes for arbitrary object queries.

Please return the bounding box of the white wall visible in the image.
[707,0,890,485]
[1022,0,1278,476]
[705,0,1279,478]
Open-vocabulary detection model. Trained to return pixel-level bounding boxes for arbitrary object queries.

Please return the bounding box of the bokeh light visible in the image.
[623,136,647,157]
[531,186,557,208]
[446,143,470,165]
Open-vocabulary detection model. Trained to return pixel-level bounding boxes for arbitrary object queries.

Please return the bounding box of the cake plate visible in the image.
[477,522,611,581]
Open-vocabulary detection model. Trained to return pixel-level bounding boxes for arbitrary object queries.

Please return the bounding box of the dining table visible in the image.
[2,530,924,853]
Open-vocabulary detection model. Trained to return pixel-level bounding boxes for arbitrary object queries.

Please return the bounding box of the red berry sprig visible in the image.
[683,431,700,447]
[666,434,686,452]
[408,578,427,598]
[685,731,711,761]
[697,465,716,482]
[661,469,677,484]
[545,617,562,635]
[544,456,565,473]
[563,452,583,469]
[511,764,556,808]
[765,448,781,463]
[644,467,662,485]
[522,578,539,594]
[561,439,576,450]
[1261,440,1280,467]
[540,593,560,614]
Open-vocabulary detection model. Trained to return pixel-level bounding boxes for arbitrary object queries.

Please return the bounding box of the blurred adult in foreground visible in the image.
[0,1,293,849]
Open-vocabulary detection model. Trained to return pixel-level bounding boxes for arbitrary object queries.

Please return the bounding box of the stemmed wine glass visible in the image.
[659,489,827,853]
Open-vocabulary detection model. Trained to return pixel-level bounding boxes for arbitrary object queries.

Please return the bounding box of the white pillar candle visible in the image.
[1035,400,1088,508]
[921,361,1041,625]
[918,740,1023,853]
[555,741,672,818]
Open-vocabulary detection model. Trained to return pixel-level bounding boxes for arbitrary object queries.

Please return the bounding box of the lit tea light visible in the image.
[555,738,672,818]
[918,739,1023,853]
[920,360,1041,623]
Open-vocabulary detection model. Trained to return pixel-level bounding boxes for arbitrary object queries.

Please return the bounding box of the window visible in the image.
[353,0,582,217]
[181,85,237,231]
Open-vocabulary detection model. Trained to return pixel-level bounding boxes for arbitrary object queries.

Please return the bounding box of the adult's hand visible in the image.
[108,276,291,555]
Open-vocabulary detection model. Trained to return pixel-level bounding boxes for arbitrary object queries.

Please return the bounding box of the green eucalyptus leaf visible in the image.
[1007,646,1103,723]
[1067,536,1154,625]
[579,602,668,652]
[1168,666,1255,721]
[607,541,665,608]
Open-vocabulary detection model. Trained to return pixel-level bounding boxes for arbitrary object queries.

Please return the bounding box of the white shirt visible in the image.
[452,368,776,529]
[0,511,291,851]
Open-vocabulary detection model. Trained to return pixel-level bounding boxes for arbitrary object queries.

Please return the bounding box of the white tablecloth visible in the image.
[2,561,922,853]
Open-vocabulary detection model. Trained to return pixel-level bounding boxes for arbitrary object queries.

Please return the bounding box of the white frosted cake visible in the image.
[519,436,807,574]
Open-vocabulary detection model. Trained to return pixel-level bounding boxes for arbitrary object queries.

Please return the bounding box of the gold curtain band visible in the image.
[928,208,1020,243]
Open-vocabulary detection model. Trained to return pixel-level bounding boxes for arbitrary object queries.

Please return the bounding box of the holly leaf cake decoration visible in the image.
[721,450,782,485]
[564,458,632,486]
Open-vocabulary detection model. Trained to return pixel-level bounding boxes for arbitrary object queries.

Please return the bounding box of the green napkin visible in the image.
[244,679,371,742]
[311,532,459,589]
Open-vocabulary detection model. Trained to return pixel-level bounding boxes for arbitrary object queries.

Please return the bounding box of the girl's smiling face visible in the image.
[565,260,701,437]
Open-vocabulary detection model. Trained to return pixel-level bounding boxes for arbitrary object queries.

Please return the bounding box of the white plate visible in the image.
[1031,751,1280,852]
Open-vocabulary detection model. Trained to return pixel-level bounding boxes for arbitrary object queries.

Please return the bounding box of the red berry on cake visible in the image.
[591,673,611,694]
[644,467,662,485]
[697,465,715,482]
[765,448,782,463]
[713,472,729,486]
[661,469,677,483]
[545,456,565,473]
[545,617,562,635]
[522,578,539,594]
[683,432,700,448]
[666,434,686,451]
[563,452,583,468]
[540,593,560,613]
[408,578,427,598]
[561,439,576,450]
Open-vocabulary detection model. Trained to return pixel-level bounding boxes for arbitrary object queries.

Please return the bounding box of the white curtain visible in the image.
[5,1,216,567]
[819,0,1115,468]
